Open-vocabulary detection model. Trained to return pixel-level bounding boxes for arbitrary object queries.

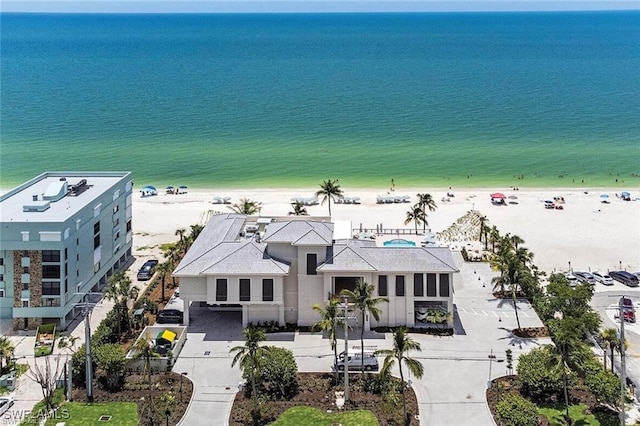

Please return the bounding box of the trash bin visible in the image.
[6,375,15,391]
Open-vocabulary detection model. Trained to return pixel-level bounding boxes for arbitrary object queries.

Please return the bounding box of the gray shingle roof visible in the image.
[262,220,334,246]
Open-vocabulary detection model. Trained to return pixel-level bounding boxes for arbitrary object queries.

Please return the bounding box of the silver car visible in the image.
[573,271,596,285]
[593,271,614,285]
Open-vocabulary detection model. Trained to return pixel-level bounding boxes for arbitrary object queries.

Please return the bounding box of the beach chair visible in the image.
[223,196,232,204]
[352,196,361,204]
[376,195,384,204]
[212,196,223,204]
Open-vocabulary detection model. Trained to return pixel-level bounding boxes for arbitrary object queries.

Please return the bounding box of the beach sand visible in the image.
[133,187,640,275]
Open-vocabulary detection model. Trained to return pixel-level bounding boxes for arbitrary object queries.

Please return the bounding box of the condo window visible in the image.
[439,274,450,297]
[0,289,4,298]
[42,265,60,279]
[414,274,424,297]
[0,258,4,266]
[22,282,29,291]
[22,300,29,308]
[395,276,405,297]
[216,279,227,301]
[0,274,3,282]
[113,204,119,214]
[94,234,100,250]
[239,279,251,302]
[23,266,29,274]
[22,250,29,257]
[262,279,274,302]
[306,253,317,275]
[93,222,100,235]
[126,220,132,233]
[378,275,388,297]
[42,282,61,296]
[42,250,61,263]
[42,297,61,307]
[426,273,437,297]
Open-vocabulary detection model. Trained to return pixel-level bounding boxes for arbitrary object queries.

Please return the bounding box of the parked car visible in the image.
[156,309,183,324]
[593,271,614,285]
[334,351,379,372]
[0,396,14,416]
[565,273,578,287]
[415,306,428,322]
[619,296,636,323]
[137,259,158,281]
[573,271,596,285]
[610,271,640,287]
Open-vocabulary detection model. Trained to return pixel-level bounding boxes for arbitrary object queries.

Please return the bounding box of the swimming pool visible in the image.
[383,239,416,247]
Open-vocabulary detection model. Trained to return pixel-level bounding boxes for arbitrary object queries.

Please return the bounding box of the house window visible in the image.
[42,265,60,279]
[239,279,251,302]
[426,273,437,297]
[0,289,4,298]
[23,266,29,274]
[42,282,61,295]
[216,279,227,301]
[395,276,405,297]
[42,250,61,262]
[439,274,450,297]
[262,279,274,302]
[22,282,29,290]
[378,275,388,297]
[414,274,424,297]
[306,253,317,275]
[22,300,29,308]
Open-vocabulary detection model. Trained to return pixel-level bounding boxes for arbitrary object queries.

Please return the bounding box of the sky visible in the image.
[2,0,639,13]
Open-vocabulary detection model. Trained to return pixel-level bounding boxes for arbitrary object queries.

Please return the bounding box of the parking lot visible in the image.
[173,252,550,426]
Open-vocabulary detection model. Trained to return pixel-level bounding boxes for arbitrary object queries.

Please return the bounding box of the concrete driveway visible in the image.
[174,252,550,426]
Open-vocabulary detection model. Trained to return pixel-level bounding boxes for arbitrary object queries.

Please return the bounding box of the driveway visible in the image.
[174,252,550,426]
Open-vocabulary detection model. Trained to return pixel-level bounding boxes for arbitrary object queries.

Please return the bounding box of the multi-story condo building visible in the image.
[0,172,133,330]
[174,214,458,329]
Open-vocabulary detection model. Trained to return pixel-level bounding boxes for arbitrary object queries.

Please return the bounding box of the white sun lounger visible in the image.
[223,196,232,204]
[212,196,223,204]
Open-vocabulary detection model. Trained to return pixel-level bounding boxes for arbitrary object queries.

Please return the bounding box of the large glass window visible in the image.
[216,279,227,301]
[306,253,317,275]
[426,273,437,297]
[414,273,424,297]
[378,275,388,297]
[42,250,61,262]
[439,274,450,297]
[42,282,61,295]
[239,279,251,301]
[395,276,405,296]
[42,265,61,279]
[262,279,274,302]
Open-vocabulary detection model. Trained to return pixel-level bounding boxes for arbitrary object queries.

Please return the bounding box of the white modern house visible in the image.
[174,214,458,330]
[0,172,133,330]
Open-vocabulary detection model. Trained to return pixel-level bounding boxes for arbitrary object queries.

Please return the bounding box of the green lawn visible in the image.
[270,406,378,426]
[44,401,138,426]
[538,403,619,426]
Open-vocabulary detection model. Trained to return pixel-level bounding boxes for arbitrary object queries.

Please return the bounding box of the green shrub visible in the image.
[496,394,539,426]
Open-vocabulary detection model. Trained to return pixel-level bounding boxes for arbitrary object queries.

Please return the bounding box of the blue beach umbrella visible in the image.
[600,193,609,199]
[142,185,157,192]
[621,191,630,197]
[179,185,188,189]
[166,185,174,190]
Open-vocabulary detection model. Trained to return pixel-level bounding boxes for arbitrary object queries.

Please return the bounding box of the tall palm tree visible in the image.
[156,262,171,302]
[376,327,424,425]
[478,214,488,248]
[315,179,343,216]
[188,224,204,248]
[288,201,308,216]
[341,280,388,374]
[311,299,344,384]
[600,328,620,373]
[510,234,525,250]
[105,272,139,339]
[133,333,160,422]
[228,198,261,215]
[230,325,269,421]
[404,204,423,233]
[416,193,437,232]
[175,228,186,245]
[489,225,501,253]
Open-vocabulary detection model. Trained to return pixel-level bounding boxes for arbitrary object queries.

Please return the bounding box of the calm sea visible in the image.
[1,12,639,189]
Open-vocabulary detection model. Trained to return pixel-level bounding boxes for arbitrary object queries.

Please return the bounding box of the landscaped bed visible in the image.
[230,372,419,426]
[270,406,379,426]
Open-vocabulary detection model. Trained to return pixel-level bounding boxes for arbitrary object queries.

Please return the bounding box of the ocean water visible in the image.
[1,12,639,189]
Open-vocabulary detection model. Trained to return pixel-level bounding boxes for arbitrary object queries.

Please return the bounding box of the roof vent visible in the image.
[43,180,68,202]
[32,194,39,201]
[69,179,89,196]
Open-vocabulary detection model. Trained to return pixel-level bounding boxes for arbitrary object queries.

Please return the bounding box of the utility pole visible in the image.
[74,292,100,403]
[343,296,349,402]
[619,296,626,426]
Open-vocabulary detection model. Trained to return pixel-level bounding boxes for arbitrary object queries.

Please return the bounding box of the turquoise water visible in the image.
[1,12,639,189]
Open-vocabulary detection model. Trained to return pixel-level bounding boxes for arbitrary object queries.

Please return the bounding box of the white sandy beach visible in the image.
[132,187,640,275]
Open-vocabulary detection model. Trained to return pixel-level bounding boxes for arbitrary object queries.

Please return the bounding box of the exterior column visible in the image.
[242,305,248,328]
[183,299,190,326]
[278,304,285,327]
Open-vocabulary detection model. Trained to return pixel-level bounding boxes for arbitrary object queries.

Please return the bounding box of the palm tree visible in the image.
[510,234,525,250]
[311,299,344,384]
[156,262,171,302]
[478,214,488,248]
[175,228,186,245]
[404,204,423,233]
[288,201,308,216]
[105,272,139,339]
[188,224,204,248]
[376,327,424,425]
[228,198,261,215]
[489,225,501,253]
[340,280,388,374]
[600,328,620,373]
[133,333,160,422]
[315,179,343,216]
[416,193,437,232]
[0,336,15,373]
[230,325,269,421]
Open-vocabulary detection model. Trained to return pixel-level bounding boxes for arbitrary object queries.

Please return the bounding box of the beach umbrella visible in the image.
[179,185,188,189]
[621,191,630,197]
[490,193,506,199]
[508,195,518,200]
[544,200,554,204]
[141,185,157,191]
[600,193,609,199]
[166,185,174,190]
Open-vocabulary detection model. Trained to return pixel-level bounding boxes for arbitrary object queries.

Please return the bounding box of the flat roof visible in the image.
[0,171,130,223]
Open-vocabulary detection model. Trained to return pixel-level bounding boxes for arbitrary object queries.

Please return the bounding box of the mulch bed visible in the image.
[72,371,193,425]
[230,372,419,425]
[513,326,549,338]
